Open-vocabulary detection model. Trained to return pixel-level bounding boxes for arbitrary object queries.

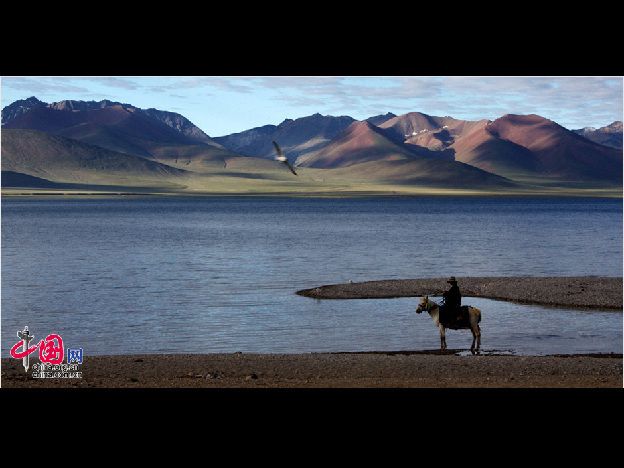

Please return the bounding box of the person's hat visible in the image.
[447,276,457,284]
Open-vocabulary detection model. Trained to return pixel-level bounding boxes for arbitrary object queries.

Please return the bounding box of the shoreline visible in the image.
[2,189,623,199]
[296,277,623,310]
[2,353,621,388]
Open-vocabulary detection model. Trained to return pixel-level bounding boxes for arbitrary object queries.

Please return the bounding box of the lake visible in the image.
[1,196,622,356]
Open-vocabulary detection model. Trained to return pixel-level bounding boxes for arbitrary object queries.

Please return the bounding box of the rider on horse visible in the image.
[441,276,462,322]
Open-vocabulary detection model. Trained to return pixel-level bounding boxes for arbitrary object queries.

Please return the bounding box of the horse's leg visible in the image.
[439,325,447,351]
[468,309,481,354]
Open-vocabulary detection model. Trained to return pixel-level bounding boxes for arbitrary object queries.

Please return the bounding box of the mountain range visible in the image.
[573,121,622,150]
[214,110,621,184]
[213,113,357,160]
[2,96,219,145]
[1,96,621,194]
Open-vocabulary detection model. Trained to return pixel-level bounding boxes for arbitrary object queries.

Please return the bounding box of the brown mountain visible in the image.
[1,129,187,187]
[213,113,355,160]
[450,120,542,177]
[365,112,397,126]
[296,121,419,168]
[376,111,621,184]
[376,112,540,177]
[1,96,46,124]
[573,121,622,150]
[379,112,489,149]
[2,98,225,160]
[379,112,442,138]
[483,114,622,182]
[296,121,512,188]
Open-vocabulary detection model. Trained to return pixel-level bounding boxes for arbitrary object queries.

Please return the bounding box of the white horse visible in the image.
[415,296,482,353]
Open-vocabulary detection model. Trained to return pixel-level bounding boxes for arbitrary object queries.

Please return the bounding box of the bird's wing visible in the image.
[272,141,283,157]
[286,161,298,176]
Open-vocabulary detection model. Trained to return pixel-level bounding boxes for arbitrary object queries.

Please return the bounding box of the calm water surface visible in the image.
[2,197,622,356]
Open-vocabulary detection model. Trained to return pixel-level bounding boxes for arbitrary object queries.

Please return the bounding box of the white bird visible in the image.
[273,141,297,175]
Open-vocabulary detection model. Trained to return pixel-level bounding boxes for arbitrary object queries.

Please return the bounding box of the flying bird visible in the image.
[272,141,297,176]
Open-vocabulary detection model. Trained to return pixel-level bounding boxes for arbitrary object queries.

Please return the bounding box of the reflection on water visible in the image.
[1,197,622,356]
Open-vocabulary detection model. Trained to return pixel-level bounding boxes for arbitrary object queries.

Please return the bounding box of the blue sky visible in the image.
[1,76,621,136]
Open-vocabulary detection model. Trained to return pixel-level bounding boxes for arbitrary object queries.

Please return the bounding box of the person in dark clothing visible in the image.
[441,276,462,322]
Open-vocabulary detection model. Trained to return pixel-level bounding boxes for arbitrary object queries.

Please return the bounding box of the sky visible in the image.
[1,76,622,136]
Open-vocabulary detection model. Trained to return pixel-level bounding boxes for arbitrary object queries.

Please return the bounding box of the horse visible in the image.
[415,296,482,353]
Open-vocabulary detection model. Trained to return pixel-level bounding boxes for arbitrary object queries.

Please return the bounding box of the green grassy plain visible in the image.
[2,131,621,198]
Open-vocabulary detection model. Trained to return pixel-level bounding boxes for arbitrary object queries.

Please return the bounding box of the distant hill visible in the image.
[1,170,140,191]
[296,121,511,188]
[297,121,452,167]
[374,111,622,184]
[573,121,622,150]
[214,113,355,160]
[140,107,219,145]
[483,114,622,182]
[375,112,542,178]
[1,96,47,124]
[213,124,278,157]
[1,129,188,187]
[449,120,541,177]
[2,170,64,188]
[328,158,515,189]
[296,121,418,168]
[365,112,397,126]
[1,97,226,160]
[379,112,487,146]
[379,112,447,140]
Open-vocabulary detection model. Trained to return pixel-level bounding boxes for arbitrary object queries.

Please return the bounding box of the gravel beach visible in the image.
[1,353,621,388]
[296,277,623,309]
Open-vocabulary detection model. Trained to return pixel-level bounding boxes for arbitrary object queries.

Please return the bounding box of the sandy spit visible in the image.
[2,353,621,388]
[296,277,623,310]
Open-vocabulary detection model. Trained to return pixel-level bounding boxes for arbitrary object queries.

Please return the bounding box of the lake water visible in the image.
[1,196,622,356]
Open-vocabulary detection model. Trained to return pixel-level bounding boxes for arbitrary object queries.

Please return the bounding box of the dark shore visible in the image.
[1,352,621,388]
[296,277,623,310]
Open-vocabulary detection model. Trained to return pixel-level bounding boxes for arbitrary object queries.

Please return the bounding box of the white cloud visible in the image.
[89,77,141,90]
[2,77,91,95]
[2,76,621,129]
